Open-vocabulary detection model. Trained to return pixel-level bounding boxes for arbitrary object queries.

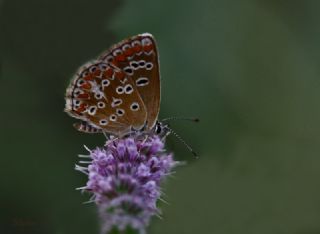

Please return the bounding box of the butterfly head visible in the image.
[151,121,171,138]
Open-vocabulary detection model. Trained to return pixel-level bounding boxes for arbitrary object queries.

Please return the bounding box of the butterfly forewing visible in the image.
[99,33,160,130]
[65,61,147,136]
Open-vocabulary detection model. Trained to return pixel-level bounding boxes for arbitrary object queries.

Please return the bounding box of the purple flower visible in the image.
[75,134,179,234]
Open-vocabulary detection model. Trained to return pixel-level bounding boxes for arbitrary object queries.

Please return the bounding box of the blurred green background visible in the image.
[2,0,320,233]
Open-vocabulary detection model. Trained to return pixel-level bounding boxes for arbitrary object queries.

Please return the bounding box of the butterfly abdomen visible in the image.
[73,122,101,134]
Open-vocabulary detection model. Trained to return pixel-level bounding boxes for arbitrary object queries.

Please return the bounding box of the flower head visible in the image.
[76,134,179,234]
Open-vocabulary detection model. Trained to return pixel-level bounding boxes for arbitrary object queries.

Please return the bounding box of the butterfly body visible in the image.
[65,33,161,137]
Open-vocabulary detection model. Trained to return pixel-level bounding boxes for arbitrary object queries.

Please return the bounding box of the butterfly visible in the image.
[65,33,164,137]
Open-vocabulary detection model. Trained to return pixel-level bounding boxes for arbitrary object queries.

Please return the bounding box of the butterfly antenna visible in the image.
[162,117,199,123]
[164,126,198,158]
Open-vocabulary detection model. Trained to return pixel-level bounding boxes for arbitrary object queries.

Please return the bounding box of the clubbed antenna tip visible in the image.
[193,118,200,122]
[161,116,200,123]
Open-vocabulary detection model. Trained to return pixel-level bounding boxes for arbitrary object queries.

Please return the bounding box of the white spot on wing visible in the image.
[124,84,134,94]
[136,77,149,87]
[142,38,152,45]
[111,97,122,107]
[106,55,114,62]
[89,66,97,73]
[130,61,139,70]
[109,114,117,121]
[99,63,108,71]
[101,79,110,89]
[116,86,124,94]
[123,66,134,75]
[99,119,108,126]
[94,92,103,99]
[113,49,122,56]
[116,108,125,116]
[145,62,153,70]
[97,101,106,108]
[88,106,97,116]
[73,100,81,107]
[77,79,85,86]
[122,44,131,52]
[130,102,140,111]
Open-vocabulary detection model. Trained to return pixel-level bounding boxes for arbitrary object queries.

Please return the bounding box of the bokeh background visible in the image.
[2,0,320,233]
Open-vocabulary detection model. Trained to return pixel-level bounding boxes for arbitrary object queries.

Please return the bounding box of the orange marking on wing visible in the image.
[84,74,94,81]
[76,103,88,113]
[81,82,92,90]
[105,68,113,77]
[112,61,119,67]
[74,110,83,115]
[77,93,90,99]
[93,69,101,77]
[114,71,125,79]
[115,54,126,62]
[124,48,134,57]
[144,44,153,52]
[133,45,142,53]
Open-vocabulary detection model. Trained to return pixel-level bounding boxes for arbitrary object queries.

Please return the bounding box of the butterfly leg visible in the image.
[105,136,119,146]
[138,134,149,153]
[102,131,110,140]
[162,128,171,141]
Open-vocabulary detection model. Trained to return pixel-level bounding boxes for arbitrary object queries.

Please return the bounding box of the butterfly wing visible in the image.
[65,61,147,136]
[99,33,160,130]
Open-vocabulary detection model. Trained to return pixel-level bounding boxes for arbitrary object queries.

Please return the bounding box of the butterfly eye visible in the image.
[155,124,162,134]
[130,102,140,111]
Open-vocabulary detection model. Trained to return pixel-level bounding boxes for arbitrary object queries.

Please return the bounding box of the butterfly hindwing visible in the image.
[99,33,160,130]
[65,61,147,136]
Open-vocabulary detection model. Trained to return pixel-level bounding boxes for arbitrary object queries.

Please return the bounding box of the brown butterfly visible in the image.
[65,33,162,137]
